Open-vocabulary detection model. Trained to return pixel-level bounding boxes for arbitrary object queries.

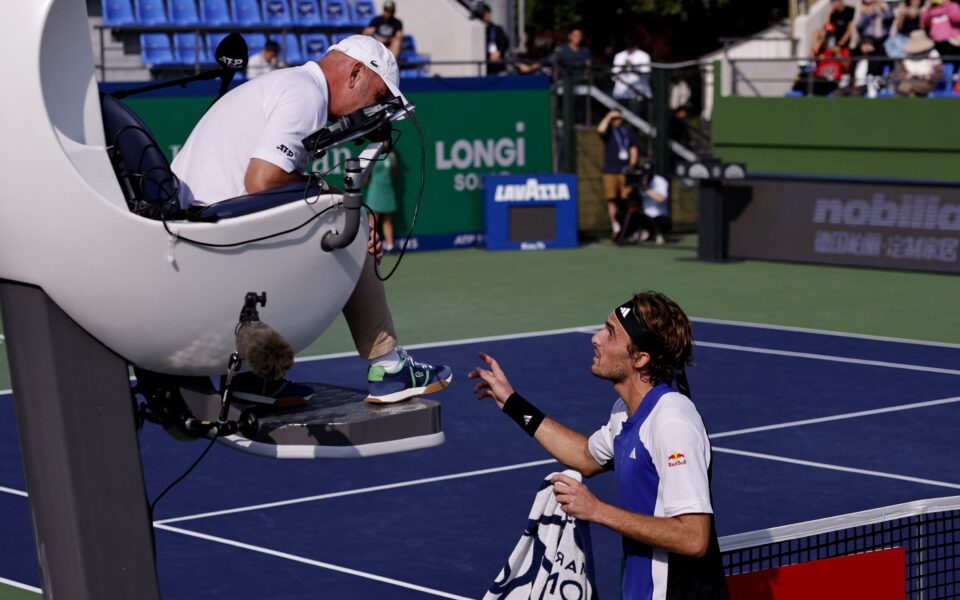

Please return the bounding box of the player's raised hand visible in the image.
[467,352,515,408]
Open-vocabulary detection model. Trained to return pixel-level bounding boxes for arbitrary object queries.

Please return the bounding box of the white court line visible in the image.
[691,316,960,349]
[156,458,557,525]
[710,395,960,439]
[0,485,28,498]
[0,576,40,594]
[695,341,960,376]
[155,523,473,600]
[713,447,960,490]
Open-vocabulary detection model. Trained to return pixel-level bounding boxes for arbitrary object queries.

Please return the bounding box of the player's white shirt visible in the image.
[171,61,329,208]
[613,48,652,99]
[588,385,714,600]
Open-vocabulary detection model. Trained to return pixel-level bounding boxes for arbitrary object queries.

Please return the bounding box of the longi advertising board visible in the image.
[727,177,960,274]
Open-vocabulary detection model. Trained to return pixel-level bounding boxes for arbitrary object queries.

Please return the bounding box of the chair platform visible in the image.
[180,382,444,459]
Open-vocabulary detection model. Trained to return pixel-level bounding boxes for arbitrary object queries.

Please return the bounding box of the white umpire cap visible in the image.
[327,35,408,106]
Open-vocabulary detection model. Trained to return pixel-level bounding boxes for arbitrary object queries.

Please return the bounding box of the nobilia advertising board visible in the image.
[727,177,960,274]
[105,76,553,251]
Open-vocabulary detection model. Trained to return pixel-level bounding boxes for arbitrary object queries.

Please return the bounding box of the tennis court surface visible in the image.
[1,317,958,598]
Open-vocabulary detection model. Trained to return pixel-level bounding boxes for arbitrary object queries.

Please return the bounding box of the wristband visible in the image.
[502,392,545,437]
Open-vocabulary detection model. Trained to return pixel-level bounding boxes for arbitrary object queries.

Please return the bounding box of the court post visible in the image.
[0,283,160,600]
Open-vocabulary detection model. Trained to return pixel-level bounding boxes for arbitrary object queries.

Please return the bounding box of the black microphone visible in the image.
[235,321,294,380]
[213,32,249,103]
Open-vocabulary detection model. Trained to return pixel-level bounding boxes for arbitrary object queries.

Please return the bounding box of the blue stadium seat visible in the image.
[199,0,232,25]
[140,33,178,67]
[244,33,268,56]
[174,32,208,65]
[292,0,322,25]
[231,0,263,25]
[205,32,229,63]
[135,0,170,25]
[102,0,137,26]
[262,0,295,27]
[322,0,350,26]
[302,33,330,61]
[331,32,353,46]
[351,0,375,27]
[400,35,428,64]
[281,33,304,65]
[169,0,202,25]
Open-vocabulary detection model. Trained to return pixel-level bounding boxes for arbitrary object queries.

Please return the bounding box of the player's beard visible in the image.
[590,355,630,384]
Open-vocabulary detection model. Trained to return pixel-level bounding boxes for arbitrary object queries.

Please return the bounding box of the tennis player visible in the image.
[469,291,729,599]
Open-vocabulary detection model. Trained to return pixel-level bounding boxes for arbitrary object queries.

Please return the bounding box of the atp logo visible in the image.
[276,144,294,158]
[667,452,687,468]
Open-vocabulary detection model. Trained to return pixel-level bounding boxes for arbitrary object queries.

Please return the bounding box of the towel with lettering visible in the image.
[484,470,598,600]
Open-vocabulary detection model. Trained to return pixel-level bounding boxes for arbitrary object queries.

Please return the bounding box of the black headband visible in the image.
[615,300,662,355]
[614,300,692,398]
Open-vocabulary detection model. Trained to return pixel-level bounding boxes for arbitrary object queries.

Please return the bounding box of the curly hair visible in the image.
[627,291,694,386]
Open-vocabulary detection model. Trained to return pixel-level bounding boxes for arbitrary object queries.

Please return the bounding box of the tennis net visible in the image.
[719,496,960,599]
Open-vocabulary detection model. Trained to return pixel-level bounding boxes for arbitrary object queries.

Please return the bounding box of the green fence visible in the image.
[712,94,960,182]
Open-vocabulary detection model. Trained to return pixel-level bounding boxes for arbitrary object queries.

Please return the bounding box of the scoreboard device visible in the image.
[484,174,578,250]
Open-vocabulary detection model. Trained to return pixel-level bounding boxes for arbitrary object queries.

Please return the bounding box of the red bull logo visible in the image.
[667,452,687,468]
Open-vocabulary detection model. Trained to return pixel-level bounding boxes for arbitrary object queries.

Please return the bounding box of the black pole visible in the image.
[652,67,670,175]
[697,180,727,262]
[0,283,160,600]
[562,67,576,173]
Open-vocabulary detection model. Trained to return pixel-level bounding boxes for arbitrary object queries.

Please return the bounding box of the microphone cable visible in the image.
[371,109,425,282]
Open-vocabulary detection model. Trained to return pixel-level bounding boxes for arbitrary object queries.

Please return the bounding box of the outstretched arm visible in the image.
[468,353,606,477]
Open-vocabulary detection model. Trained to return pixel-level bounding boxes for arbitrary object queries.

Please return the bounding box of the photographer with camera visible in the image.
[620,162,671,246]
[597,109,639,241]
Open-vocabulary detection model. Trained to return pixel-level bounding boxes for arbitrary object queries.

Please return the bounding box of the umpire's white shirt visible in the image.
[171,62,329,208]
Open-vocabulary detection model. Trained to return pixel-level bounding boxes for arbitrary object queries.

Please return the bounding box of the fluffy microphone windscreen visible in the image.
[235,321,294,380]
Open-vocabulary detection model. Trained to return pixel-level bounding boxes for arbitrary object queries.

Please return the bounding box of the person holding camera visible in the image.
[621,162,671,246]
[597,109,639,241]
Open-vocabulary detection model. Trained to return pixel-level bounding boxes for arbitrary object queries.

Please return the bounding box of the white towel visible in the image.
[484,470,599,600]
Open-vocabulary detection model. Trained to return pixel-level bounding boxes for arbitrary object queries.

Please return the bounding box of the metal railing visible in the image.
[727,55,960,98]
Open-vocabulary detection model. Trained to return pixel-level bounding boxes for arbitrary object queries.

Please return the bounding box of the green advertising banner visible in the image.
[109,76,554,248]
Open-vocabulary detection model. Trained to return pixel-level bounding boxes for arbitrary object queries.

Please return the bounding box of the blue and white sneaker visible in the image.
[227,372,314,407]
[366,349,453,404]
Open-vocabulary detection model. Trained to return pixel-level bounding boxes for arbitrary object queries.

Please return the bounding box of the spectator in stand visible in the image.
[611,37,652,114]
[554,28,592,123]
[365,139,399,253]
[363,0,403,59]
[922,0,960,77]
[886,0,924,58]
[597,109,639,242]
[840,36,890,95]
[895,29,943,96]
[553,28,592,73]
[476,3,509,76]
[247,40,280,78]
[828,0,856,48]
[795,23,851,95]
[851,0,893,49]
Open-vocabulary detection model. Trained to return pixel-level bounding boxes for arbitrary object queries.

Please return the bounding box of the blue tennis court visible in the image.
[1,319,959,599]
